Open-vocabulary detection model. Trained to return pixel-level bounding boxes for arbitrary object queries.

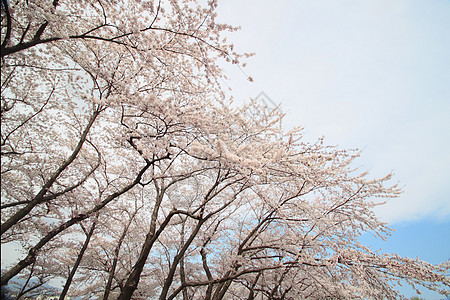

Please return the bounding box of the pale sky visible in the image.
[217,2,450,297]
[217,0,450,224]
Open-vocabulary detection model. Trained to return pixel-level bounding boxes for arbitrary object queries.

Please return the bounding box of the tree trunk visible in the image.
[103,210,138,300]
[179,220,189,300]
[117,209,177,300]
[158,219,205,300]
[212,278,233,300]
[59,216,98,300]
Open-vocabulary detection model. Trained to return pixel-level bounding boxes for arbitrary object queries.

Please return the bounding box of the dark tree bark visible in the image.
[119,171,246,300]
[59,216,98,300]
[103,209,140,300]
[179,221,189,300]
[117,210,178,300]
[1,109,101,235]
[158,218,206,300]
[1,159,154,286]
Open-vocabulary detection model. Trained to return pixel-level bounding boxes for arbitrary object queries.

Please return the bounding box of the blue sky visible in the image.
[360,219,450,298]
[217,1,450,298]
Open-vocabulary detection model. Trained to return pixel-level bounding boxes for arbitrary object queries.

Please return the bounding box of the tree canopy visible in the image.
[1,0,449,299]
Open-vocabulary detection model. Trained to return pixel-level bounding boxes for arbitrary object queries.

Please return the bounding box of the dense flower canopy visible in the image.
[1,1,449,299]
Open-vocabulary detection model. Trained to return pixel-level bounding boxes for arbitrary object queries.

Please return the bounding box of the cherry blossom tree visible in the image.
[1,0,449,299]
